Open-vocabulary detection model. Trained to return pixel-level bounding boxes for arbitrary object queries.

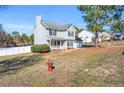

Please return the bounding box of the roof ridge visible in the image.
[41,19,73,31]
[42,20,63,26]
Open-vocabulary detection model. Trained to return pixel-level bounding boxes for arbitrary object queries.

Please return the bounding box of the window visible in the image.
[68,31,71,36]
[57,41,60,46]
[51,40,55,46]
[67,41,73,46]
[68,31,74,37]
[67,41,69,46]
[71,31,74,36]
[49,29,52,36]
[51,40,60,46]
[54,41,57,46]
[49,29,56,36]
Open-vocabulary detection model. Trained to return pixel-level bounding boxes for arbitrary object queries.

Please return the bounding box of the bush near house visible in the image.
[31,44,50,53]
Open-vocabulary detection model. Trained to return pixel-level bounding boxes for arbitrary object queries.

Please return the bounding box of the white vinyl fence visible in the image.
[0,46,31,56]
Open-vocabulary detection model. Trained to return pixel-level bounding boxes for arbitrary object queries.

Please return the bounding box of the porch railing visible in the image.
[50,46,63,50]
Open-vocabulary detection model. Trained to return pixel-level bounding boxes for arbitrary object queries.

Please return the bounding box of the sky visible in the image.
[1,5,124,36]
[0,5,85,35]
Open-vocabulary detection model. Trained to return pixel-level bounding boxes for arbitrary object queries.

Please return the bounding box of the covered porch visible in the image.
[47,36,66,50]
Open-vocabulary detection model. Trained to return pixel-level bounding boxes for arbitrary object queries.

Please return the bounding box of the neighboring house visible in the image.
[99,32,111,41]
[112,32,124,40]
[34,15,77,50]
[78,30,94,43]
[78,30,111,44]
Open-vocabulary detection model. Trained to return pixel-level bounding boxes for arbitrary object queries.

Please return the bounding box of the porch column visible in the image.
[60,40,61,50]
[50,39,51,49]
[56,40,57,49]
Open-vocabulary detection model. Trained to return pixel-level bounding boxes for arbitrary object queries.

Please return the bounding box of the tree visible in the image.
[75,26,83,33]
[21,33,30,45]
[0,6,8,47]
[30,34,34,45]
[12,31,19,38]
[110,6,124,34]
[111,20,124,33]
[12,31,20,46]
[5,33,13,47]
[11,32,32,46]
[78,5,124,47]
[15,35,23,46]
[0,24,6,47]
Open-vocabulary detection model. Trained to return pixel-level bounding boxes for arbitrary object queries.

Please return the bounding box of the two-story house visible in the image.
[33,15,77,50]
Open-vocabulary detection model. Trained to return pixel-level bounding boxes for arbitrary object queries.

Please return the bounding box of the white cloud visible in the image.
[6,23,34,30]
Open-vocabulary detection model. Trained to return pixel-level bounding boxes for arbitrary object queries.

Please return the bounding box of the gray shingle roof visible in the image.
[41,20,72,31]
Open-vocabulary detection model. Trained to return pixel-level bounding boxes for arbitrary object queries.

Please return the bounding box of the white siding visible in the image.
[78,31,94,43]
[55,25,76,40]
[34,15,77,49]
[66,25,76,40]
[63,41,68,49]
[56,30,67,38]
[34,15,49,45]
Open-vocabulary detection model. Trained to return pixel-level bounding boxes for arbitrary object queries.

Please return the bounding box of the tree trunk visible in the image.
[94,30,98,48]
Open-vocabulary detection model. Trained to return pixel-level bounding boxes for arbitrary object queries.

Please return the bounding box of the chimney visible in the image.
[36,15,41,26]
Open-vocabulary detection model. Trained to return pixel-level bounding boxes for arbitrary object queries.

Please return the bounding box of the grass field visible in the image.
[0,45,124,87]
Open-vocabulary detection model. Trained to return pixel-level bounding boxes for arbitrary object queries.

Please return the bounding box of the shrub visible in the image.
[31,44,50,53]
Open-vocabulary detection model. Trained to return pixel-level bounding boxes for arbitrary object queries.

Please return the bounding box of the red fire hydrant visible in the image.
[47,59,54,72]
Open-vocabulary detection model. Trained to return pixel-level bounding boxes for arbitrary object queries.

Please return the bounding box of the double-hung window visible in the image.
[49,29,56,36]
[68,31,74,37]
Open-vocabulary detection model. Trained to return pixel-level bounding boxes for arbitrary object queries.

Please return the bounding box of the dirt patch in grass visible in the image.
[0,54,43,76]
[0,45,124,86]
[69,47,124,87]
